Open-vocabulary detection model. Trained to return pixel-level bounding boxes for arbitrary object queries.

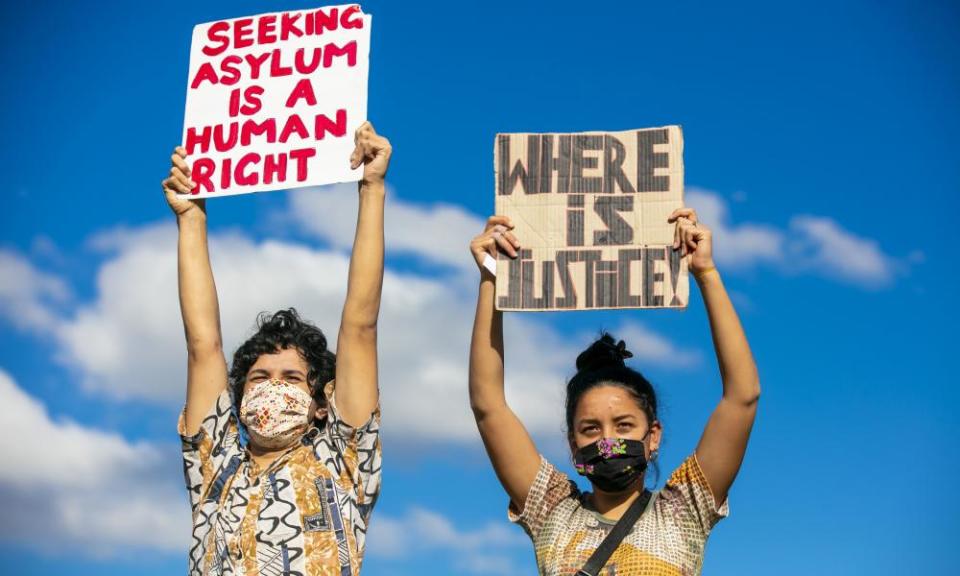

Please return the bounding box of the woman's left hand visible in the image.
[668,207,715,275]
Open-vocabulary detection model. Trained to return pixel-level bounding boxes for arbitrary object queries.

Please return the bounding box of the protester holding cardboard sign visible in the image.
[469,209,760,575]
[162,120,390,576]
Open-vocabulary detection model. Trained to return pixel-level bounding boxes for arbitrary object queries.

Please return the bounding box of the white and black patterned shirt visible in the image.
[179,381,381,576]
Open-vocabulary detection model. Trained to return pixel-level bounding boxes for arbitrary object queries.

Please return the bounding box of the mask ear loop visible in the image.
[642,422,659,462]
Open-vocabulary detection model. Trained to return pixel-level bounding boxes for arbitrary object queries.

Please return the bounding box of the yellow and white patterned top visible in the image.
[179,382,381,576]
[510,454,727,576]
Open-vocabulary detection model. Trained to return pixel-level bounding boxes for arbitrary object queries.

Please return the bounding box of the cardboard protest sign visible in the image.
[181,5,371,198]
[494,126,688,311]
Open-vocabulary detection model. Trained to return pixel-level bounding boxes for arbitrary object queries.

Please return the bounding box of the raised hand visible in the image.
[469,215,522,277]
[349,121,392,185]
[669,207,714,275]
[162,146,205,218]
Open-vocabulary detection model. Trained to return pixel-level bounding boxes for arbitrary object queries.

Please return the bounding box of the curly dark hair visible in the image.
[229,308,336,409]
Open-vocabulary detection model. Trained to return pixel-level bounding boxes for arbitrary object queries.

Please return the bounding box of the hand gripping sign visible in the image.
[494,126,689,311]
[181,5,372,198]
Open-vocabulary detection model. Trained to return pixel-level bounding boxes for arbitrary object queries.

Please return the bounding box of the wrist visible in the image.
[177,209,207,226]
[359,178,386,194]
[693,265,720,284]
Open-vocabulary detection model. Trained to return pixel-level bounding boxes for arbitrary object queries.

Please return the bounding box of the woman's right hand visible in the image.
[162,146,204,218]
[470,215,521,277]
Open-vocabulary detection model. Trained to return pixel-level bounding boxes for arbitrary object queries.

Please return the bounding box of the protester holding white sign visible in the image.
[161,120,390,576]
[468,208,760,575]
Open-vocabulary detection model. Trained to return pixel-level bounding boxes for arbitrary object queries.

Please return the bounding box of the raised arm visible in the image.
[334,122,391,426]
[671,208,761,505]
[469,217,541,509]
[163,147,228,436]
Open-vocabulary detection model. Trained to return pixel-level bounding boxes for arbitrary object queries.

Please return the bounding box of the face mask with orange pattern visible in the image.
[240,378,313,449]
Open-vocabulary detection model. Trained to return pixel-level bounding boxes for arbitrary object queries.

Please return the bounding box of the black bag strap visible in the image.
[576,489,652,576]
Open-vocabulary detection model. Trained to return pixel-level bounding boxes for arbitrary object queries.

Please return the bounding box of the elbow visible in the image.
[339,320,378,341]
[340,303,380,335]
[468,389,487,420]
[470,399,491,422]
[739,379,762,408]
[471,404,498,427]
[469,390,506,424]
[468,386,491,421]
[724,375,761,408]
[751,376,762,404]
[186,336,223,361]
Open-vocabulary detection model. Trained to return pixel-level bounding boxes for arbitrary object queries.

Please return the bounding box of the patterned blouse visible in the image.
[509,454,728,576]
[179,381,381,576]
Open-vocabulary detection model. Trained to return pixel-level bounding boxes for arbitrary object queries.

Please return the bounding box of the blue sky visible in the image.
[1,1,957,574]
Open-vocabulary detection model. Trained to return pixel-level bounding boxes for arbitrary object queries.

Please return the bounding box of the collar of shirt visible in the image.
[244,425,322,478]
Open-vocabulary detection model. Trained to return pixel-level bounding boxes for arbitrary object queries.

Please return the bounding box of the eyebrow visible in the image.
[577,414,637,426]
[282,369,306,377]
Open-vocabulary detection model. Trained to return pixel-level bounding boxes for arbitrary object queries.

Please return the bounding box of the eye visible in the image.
[580,425,599,435]
[617,421,635,432]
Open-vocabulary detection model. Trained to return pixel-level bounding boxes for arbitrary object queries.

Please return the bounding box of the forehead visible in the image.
[248,347,308,374]
[574,384,645,421]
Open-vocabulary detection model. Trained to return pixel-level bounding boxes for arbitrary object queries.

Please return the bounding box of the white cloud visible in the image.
[49,222,574,441]
[0,368,187,555]
[57,223,357,404]
[0,249,71,333]
[21,179,895,456]
[614,321,700,367]
[368,507,526,574]
[686,187,903,287]
[686,187,785,268]
[787,215,896,287]
[287,184,485,270]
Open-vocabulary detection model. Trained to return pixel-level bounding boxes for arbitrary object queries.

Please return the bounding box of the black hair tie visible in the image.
[616,340,633,360]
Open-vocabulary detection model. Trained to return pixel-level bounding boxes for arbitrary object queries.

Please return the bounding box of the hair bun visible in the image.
[575,333,633,373]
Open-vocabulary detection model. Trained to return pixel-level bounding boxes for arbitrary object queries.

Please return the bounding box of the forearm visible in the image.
[469,277,507,418]
[469,275,541,507]
[341,181,385,331]
[697,269,760,405]
[177,212,223,355]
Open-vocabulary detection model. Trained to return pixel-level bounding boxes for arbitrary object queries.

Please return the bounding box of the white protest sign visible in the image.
[181,5,371,198]
[494,126,689,311]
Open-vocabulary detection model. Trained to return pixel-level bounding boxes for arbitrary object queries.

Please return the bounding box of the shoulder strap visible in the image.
[576,489,652,576]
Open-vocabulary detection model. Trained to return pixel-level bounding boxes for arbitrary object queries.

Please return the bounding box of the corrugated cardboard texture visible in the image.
[494,126,688,311]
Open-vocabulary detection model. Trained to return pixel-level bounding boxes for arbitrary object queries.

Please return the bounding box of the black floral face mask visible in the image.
[573,437,648,493]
